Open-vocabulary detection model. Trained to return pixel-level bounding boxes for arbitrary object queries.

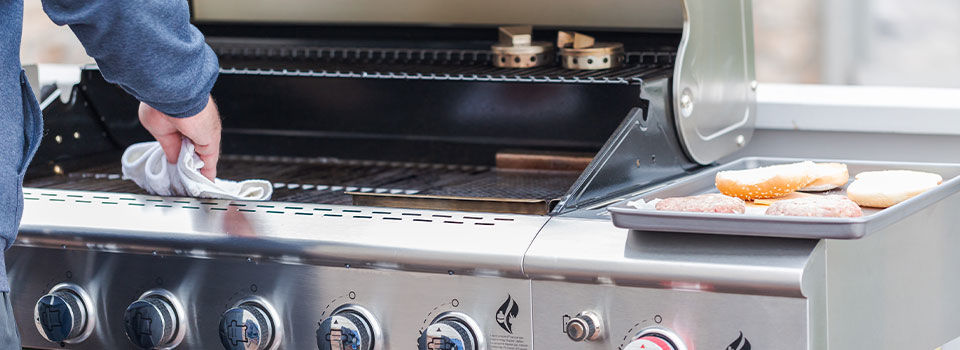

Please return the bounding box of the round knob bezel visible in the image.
[425,311,486,350]
[329,304,383,350]
[34,283,96,344]
[126,289,187,350]
[222,297,283,350]
[630,327,686,350]
[566,311,602,342]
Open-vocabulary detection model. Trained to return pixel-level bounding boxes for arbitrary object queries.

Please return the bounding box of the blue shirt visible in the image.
[1,0,219,291]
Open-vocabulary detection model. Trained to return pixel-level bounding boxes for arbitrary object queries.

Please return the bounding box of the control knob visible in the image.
[565,311,602,342]
[624,328,685,350]
[219,298,281,350]
[122,289,185,349]
[419,312,484,350]
[317,305,381,350]
[34,283,95,343]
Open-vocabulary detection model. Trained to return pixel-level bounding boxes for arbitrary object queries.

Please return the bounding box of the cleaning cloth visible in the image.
[121,139,272,200]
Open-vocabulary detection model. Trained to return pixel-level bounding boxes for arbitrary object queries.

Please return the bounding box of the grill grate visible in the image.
[24,155,580,207]
[211,43,675,84]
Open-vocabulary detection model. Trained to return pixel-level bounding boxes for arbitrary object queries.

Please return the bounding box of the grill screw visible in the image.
[736,135,746,147]
[679,89,694,117]
[54,135,62,144]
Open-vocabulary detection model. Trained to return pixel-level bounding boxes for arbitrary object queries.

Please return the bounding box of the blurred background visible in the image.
[19,0,960,88]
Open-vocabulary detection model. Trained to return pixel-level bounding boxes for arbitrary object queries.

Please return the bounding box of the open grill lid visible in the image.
[189,0,757,165]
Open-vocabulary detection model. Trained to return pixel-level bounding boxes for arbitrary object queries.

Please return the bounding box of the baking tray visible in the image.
[608,157,960,239]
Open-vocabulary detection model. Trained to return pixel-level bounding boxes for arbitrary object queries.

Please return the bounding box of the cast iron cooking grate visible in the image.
[23,155,580,206]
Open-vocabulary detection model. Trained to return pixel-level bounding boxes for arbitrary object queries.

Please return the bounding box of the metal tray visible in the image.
[608,157,960,239]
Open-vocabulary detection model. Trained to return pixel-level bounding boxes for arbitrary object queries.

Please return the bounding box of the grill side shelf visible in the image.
[607,157,960,239]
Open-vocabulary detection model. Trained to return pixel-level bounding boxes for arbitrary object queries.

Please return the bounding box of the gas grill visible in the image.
[12,0,960,349]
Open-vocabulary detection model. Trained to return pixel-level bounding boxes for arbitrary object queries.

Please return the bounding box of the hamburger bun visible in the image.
[715,161,816,200]
[800,162,849,192]
[846,170,942,208]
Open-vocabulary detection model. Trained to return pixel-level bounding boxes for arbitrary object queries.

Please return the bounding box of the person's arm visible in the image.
[42,0,221,179]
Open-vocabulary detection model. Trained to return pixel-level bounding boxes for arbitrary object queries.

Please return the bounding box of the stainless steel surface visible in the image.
[673,0,757,164]
[525,217,819,297]
[608,157,960,239]
[7,247,533,349]
[530,279,807,349]
[559,43,625,70]
[817,192,960,349]
[191,0,683,29]
[18,188,547,277]
[555,79,698,214]
[34,283,95,344]
[318,304,382,350]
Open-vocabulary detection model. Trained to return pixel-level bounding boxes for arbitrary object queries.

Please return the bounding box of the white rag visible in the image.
[121,139,272,200]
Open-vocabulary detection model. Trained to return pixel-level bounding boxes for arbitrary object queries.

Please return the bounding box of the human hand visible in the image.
[138,96,222,180]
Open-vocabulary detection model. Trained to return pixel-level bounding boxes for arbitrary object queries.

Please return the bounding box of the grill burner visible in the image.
[24,155,581,210]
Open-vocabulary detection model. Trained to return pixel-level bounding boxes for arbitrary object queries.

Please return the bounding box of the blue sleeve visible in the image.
[42,0,219,118]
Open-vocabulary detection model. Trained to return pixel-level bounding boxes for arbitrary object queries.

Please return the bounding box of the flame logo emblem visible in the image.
[495,295,519,334]
[726,331,751,350]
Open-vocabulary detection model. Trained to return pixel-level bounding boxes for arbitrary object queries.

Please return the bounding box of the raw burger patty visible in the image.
[655,193,746,214]
[765,195,863,218]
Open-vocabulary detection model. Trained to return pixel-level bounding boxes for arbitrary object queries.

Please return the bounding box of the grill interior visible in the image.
[24,155,581,207]
[30,32,683,214]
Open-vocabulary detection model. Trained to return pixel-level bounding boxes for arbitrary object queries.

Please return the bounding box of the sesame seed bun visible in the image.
[715,161,817,200]
[800,163,849,192]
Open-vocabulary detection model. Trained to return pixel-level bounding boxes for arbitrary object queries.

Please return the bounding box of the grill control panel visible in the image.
[9,248,533,349]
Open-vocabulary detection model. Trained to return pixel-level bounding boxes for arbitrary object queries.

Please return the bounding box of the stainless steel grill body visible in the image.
[17,0,960,349]
[15,185,960,349]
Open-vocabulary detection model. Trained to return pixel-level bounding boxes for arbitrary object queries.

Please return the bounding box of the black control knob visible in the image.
[34,286,91,343]
[317,305,379,350]
[566,311,602,342]
[419,313,481,350]
[220,302,277,350]
[123,291,182,349]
